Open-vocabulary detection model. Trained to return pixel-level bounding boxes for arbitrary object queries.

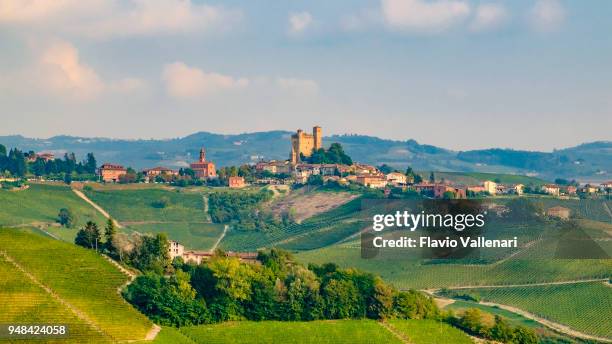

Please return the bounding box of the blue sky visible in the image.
[0,0,610,151]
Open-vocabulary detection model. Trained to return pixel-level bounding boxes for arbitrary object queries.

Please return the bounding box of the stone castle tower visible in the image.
[290,126,322,164]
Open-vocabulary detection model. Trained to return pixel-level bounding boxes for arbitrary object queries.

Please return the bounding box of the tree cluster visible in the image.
[207,190,291,231]
[302,143,353,165]
[0,144,97,179]
[123,249,439,326]
[452,308,538,344]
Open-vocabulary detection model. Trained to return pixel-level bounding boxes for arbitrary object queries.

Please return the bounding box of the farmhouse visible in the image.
[143,166,178,178]
[483,180,497,195]
[190,147,216,179]
[546,206,570,220]
[542,184,560,196]
[355,174,387,188]
[98,163,127,182]
[433,184,467,199]
[256,160,292,174]
[386,172,407,186]
[290,126,322,164]
[168,240,258,264]
[228,176,246,188]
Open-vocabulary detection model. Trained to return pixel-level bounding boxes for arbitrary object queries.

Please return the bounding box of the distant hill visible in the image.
[0,132,610,181]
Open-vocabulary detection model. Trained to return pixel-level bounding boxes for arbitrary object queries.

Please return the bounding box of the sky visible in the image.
[0,0,610,151]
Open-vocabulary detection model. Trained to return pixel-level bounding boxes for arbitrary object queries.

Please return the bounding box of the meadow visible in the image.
[0,183,106,227]
[0,228,153,342]
[456,282,612,339]
[386,319,473,344]
[83,187,208,222]
[125,222,225,251]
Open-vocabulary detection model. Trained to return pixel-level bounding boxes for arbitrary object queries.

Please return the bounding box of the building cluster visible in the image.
[168,240,257,264]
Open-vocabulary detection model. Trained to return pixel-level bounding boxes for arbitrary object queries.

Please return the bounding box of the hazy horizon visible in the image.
[1,0,611,151]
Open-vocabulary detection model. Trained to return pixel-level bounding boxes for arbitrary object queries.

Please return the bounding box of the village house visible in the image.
[143,166,178,178]
[228,176,246,188]
[190,147,216,179]
[580,185,598,194]
[433,184,467,199]
[601,181,612,189]
[565,185,577,195]
[386,172,407,186]
[541,184,561,196]
[546,206,571,220]
[467,185,486,194]
[483,180,497,195]
[256,160,292,174]
[98,163,127,182]
[355,174,387,188]
[168,240,258,264]
[413,182,436,194]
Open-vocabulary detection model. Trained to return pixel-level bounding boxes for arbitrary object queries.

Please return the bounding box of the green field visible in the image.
[0,254,109,343]
[0,184,106,227]
[455,282,612,339]
[125,222,225,251]
[83,187,208,223]
[0,229,153,342]
[157,319,474,344]
[387,319,473,344]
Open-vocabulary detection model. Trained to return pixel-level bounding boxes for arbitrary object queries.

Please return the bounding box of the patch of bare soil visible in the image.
[270,189,359,222]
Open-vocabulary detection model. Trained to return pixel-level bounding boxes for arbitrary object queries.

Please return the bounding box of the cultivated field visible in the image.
[456,282,612,339]
[0,184,106,228]
[0,229,153,342]
[176,319,474,344]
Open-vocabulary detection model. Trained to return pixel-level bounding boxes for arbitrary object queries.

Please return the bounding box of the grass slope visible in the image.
[125,222,224,251]
[0,184,106,227]
[83,188,207,223]
[459,282,612,338]
[0,254,109,343]
[179,320,401,344]
[387,319,473,344]
[0,229,152,342]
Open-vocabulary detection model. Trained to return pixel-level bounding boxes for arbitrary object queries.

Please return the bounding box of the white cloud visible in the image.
[381,0,470,33]
[529,0,565,32]
[38,40,104,100]
[0,40,147,101]
[162,62,248,98]
[0,0,242,38]
[470,3,508,32]
[288,12,312,35]
[276,78,319,96]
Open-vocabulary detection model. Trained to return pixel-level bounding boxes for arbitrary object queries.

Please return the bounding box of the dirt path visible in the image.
[0,251,112,341]
[479,301,611,343]
[72,189,123,229]
[210,224,229,253]
[202,195,212,223]
[378,321,411,344]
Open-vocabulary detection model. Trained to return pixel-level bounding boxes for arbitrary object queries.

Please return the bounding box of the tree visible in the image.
[57,208,76,228]
[378,164,394,174]
[75,221,101,251]
[429,171,435,183]
[104,218,118,254]
[413,174,423,184]
[84,153,97,174]
[322,279,360,319]
[0,144,6,157]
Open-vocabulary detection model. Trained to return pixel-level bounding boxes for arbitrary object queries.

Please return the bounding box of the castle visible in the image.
[290,126,322,164]
[190,147,216,179]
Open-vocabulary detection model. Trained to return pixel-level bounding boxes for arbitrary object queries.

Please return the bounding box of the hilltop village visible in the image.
[2,126,611,201]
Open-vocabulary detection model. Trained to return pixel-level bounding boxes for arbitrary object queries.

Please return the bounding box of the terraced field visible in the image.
[457,282,612,339]
[0,183,106,227]
[0,229,152,342]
